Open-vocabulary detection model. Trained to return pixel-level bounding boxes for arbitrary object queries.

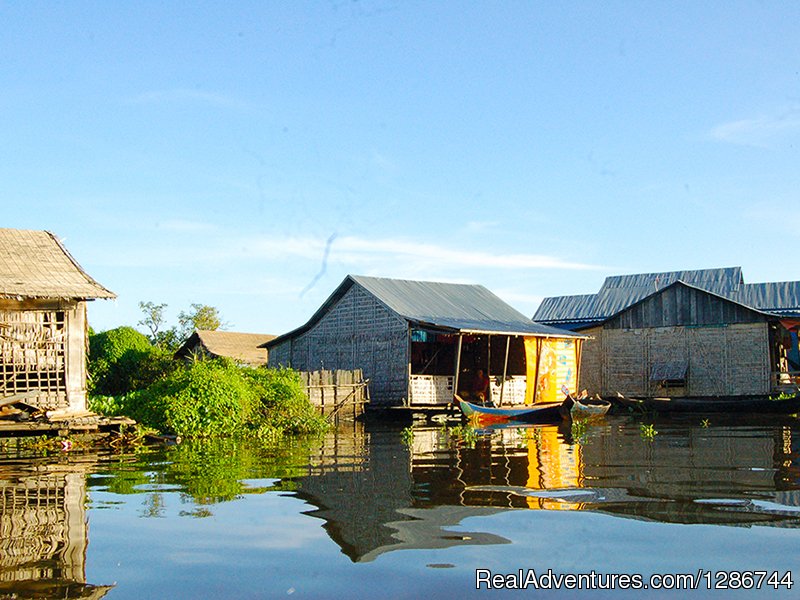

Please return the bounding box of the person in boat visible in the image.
[460,368,491,405]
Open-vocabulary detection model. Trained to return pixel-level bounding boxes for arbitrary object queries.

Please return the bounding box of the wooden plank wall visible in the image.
[606,284,765,330]
[270,285,409,407]
[300,369,369,421]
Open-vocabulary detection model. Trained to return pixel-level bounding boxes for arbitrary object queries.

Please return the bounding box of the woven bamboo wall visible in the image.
[591,323,770,397]
[576,326,603,395]
[0,299,86,412]
[270,285,409,407]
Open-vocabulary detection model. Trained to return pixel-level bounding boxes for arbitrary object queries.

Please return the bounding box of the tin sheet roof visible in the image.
[534,267,800,325]
[0,228,115,299]
[351,275,580,336]
[268,275,583,346]
[734,281,800,316]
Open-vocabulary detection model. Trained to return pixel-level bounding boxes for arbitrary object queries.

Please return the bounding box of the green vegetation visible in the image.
[88,326,178,396]
[88,326,328,440]
[178,303,226,338]
[137,300,226,351]
[639,423,658,440]
[444,423,478,448]
[400,426,414,446]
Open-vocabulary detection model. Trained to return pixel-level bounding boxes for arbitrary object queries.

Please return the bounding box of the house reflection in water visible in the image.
[410,420,800,526]
[294,418,800,562]
[295,423,511,562]
[0,457,112,599]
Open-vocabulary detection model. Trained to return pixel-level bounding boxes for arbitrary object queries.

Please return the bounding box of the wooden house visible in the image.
[265,275,585,409]
[174,329,275,366]
[0,229,115,415]
[534,267,800,397]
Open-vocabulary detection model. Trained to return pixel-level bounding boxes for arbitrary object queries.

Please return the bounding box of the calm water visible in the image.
[1,414,799,599]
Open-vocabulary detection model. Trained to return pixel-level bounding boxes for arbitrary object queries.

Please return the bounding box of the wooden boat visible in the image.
[612,392,800,414]
[455,395,562,424]
[560,393,611,420]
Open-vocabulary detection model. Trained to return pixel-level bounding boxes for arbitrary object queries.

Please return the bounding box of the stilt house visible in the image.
[265,275,585,409]
[534,267,800,397]
[174,329,275,366]
[0,229,115,414]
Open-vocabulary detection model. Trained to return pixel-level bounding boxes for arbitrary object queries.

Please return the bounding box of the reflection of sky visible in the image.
[78,418,800,599]
[86,493,798,594]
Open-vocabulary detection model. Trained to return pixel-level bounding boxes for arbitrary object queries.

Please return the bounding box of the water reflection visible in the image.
[0,453,112,599]
[1,414,799,596]
[296,423,511,562]
[405,416,800,527]
[291,416,800,561]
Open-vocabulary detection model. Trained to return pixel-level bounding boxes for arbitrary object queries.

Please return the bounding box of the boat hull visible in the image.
[612,393,800,414]
[560,395,611,420]
[456,396,562,424]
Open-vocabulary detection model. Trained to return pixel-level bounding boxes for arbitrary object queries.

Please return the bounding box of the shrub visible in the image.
[244,367,329,436]
[91,351,328,439]
[117,359,255,437]
[89,326,177,395]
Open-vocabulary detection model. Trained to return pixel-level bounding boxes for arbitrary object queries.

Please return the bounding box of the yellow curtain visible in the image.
[524,337,580,404]
[523,337,539,405]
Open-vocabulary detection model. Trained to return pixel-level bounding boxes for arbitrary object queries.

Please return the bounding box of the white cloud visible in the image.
[709,108,800,147]
[89,231,605,278]
[330,236,600,271]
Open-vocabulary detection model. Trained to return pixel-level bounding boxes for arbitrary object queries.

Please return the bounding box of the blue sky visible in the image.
[3,2,799,335]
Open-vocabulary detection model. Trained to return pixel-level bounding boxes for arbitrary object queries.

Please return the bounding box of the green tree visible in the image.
[89,326,164,395]
[138,301,181,350]
[138,301,167,341]
[178,304,225,339]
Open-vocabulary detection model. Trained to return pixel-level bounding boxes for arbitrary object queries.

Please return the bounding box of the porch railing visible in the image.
[771,371,800,393]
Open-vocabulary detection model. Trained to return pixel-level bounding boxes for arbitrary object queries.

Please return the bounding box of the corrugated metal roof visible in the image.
[734,282,800,316]
[351,275,580,336]
[0,228,116,299]
[534,267,800,325]
[593,267,743,317]
[268,275,583,346]
[533,294,597,323]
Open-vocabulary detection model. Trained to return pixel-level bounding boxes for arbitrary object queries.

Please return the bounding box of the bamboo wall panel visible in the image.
[0,300,85,411]
[270,285,409,407]
[576,326,603,394]
[603,329,647,395]
[725,323,770,395]
[590,322,771,397]
[646,326,687,395]
[687,327,726,396]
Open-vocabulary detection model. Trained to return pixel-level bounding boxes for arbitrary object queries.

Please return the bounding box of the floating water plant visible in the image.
[640,423,658,440]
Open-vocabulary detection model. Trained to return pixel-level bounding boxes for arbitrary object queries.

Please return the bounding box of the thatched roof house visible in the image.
[175,329,275,366]
[0,228,115,414]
